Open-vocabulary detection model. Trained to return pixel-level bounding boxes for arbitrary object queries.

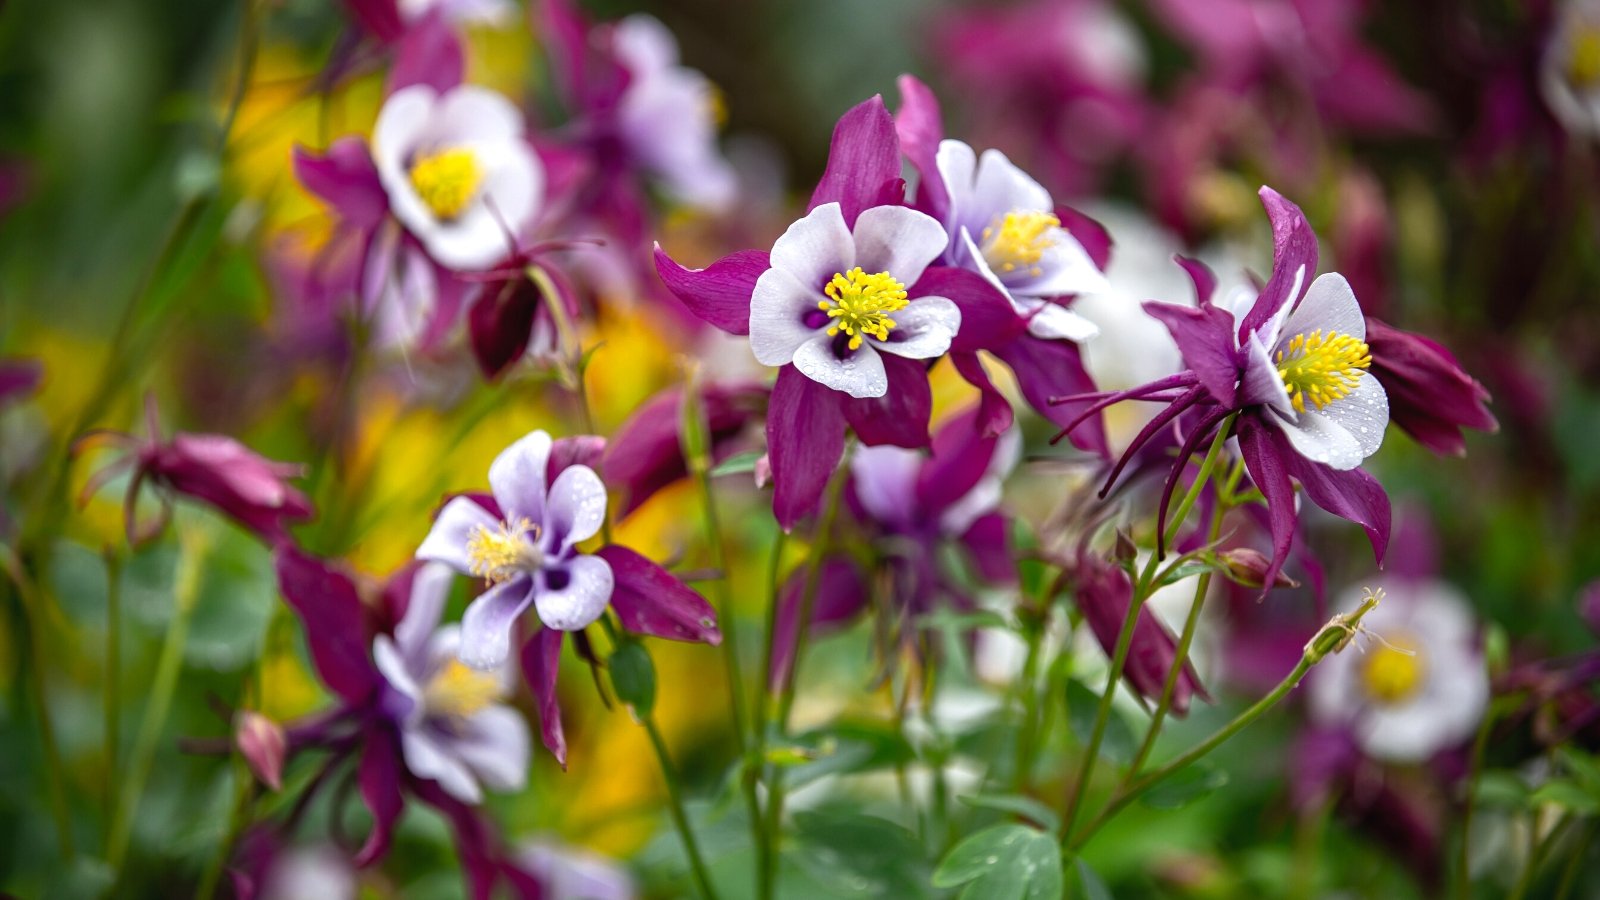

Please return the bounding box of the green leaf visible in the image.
[710,450,763,477]
[1140,763,1229,811]
[916,608,1011,632]
[1530,779,1600,814]
[781,721,916,790]
[1556,746,1600,796]
[1065,680,1134,765]
[1156,561,1215,587]
[957,793,1062,834]
[1075,858,1115,900]
[793,811,931,898]
[932,823,1062,900]
[608,642,656,716]
[1472,771,1531,809]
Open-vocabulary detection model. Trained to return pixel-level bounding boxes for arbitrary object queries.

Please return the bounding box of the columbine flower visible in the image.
[1074,549,1209,715]
[373,562,530,804]
[935,139,1109,341]
[602,380,768,518]
[1364,318,1497,457]
[418,430,613,669]
[1308,584,1489,762]
[1543,0,1600,136]
[1055,187,1391,589]
[517,839,637,900]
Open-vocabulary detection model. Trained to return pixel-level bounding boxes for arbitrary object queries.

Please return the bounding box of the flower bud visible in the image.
[1220,548,1300,590]
[235,711,287,791]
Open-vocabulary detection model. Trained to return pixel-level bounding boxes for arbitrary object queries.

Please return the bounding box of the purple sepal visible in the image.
[520,627,568,768]
[597,544,721,645]
[652,246,768,336]
[354,730,404,866]
[386,11,465,95]
[1142,300,1239,407]
[808,94,904,227]
[293,139,389,230]
[767,365,847,530]
[1239,186,1318,342]
[273,546,380,704]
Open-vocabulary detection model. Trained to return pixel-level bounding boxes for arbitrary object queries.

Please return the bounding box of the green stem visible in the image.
[107,535,204,875]
[750,528,787,900]
[642,714,720,900]
[0,546,75,861]
[1455,672,1501,899]
[1553,819,1596,900]
[103,547,123,838]
[193,754,251,900]
[1012,603,1049,794]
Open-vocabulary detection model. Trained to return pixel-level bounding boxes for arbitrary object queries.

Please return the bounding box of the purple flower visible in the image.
[1365,318,1497,457]
[344,0,512,45]
[602,381,767,518]
[0,357,42,405]
[373,562,530,804]
[418,430,614,669]
[1074,551,1210,715]
[1056,187,1392,590]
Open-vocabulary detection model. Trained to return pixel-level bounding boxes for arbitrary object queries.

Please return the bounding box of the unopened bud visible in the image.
[235,711,287,791]
[1113,529,1138,564]
[1306,587,1383,663]
[1220,548,1300,590]
[753,454,772,490]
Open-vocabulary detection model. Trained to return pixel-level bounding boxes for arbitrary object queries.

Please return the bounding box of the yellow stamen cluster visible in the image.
[1360,634,1425,705]
[466,517,541,585]
[1570,27,1600,87]
[424,659,502,719]
[409,147,483,220]
[819,267,909,351]
[1275,330,1372,414]
[980,211,1060,277]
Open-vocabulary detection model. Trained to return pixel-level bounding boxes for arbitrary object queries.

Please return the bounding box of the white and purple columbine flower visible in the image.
[373,562,530,803]
[749,201,960,399]
[1544,0,1600,136]
[1309,583,1489,762]
[418,430,612,669]
[935,139,1109,342]
[611,15,737,211]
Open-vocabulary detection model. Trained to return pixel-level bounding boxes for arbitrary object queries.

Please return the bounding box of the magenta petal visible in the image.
[894,74,948,219]
[994,336,1108,457]
[1287,452,1392,567]
[604,382,766,517]
[769,557,870,690]
[950,351,1014,437]
[354,734,404,867]
[1236,416,1297,595]
[1141,301,1239,407]
[843,354,933,449]
[273,546,379,704]
[386,11,465,95]
[653,246,767,335]
[344,0,405,43]
[808,94,904,227]
[519,628,568,768]
[596,544,721,645]
[1056,205,1112,273]
[915,265,1025,352]
[1366,318,1496,456]
[467,276,540,381]
[768,365,848,530]
[409,781,503,900]
[915,406,998,516]
[0,357,42,405]
[1240,187,1319,341]
[293,138,388,230]
[961,513,1015,585]
[1173,255,1218,308]
[548,435,607,482]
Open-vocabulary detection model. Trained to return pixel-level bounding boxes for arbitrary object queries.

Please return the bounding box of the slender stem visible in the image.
[1553,818,1596,900]
[642,714,720,900]
[1455,674,1502,899]
[1160,414,1237,553]
[193,753,252,900]
[0,546,75,860]
[1012,610,1047,794]
[1510,812,1574,900]
[687,415,749,747]
[750,528,787,900]
[103,547,123,837]
[107,534,205,875]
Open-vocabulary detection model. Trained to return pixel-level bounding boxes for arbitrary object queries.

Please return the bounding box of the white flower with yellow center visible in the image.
[935,139,1110,342]
[373,563,530,804]
[1543,0,1600,137]
[748,202,961,399]
[373,84,544,271]
[1308,582,1489,762]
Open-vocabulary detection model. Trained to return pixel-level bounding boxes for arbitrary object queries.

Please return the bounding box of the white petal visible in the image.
[429,85,525,146]
[749,267,824,366]
[456,705,531,793]
[850,205,948,286]
[870,296,960,360]
[1314,373,1388,462]
[489,430,552,523]
[395,562,455,659]
[770,202,855,290]
[1015,229,1110,298]
[417,497,499,573]
[1280,272,1365,343]
[850,445,922,525]
[1022,301,1100,342]
[460,579,537,670]
[792,333,888,398]
[1270,406,1366,470]
[973,148,1053,220]
[935,139,978,229]
[414,140,541,271]
[402,729,482,803]
[373,86,437,193]
[1240,332,1293,414]
[373,635,424,724]
[534,554,614,631]
[546,464,608,552]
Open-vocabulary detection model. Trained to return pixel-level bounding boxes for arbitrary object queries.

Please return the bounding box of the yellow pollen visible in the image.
[980,210,1060,277]
[1571,27,1600,87]
[424,659,502,719]
[466,517,542,585]
[1275,330,1372,415]
[1360,634,1425,705]
[819,267,909,351]
[409,147,483,220]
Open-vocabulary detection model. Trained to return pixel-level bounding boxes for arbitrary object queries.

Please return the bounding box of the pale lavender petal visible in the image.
[850,205,948,285]
[455,705,531,793]
[372,635,424,724]
[749,267,823,366]
[545,464,608,552]
[870,297,959,360]
[533,554,614,631]
[1022,301,1099,342]
[395,562,455,660]
[459,579,537,670]
[793,334,888,398]
[850,445,922,525]
[401,729,481,803]
[489,430,553,522]
[417,496,498,573]
[769,202,854,290]
[1271,406,1366,471]
[1017,233,1110,298]
[972,147,1052,221]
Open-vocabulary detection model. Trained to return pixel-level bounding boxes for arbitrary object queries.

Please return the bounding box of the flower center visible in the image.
[1275,330,1372,414]
[466,517,543,584]
[819,267,909,351]
[1570,27,1600,87]
[409,147,483,220]
[980,211,1059,277]
[1360,634,1425,705]
[424,659,502,719]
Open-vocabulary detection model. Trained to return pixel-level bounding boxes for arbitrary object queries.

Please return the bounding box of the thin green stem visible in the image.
[103,547,123,839]
[193,754,251,900]
[0,546,75,860]
[1510,813,1574,900]
[642,714,720,900]
[1553,819,1596,900]
[687,410,749,747]
[750,528,787,900]
[1159,414,1238,552]
[1455,675,1502,899]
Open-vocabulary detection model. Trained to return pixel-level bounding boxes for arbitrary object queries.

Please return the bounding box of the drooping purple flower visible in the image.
[1074,550,1210,716]
[602,380,767,518]
[1055,187,1392,590]
[1364,318,1497,457]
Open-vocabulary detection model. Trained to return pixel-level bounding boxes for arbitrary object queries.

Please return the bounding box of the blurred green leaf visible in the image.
[793,810,931,898]
[1556,746,1600,796]
[931,823,1062,899]
[1066,680,1134,765]
[1140,763,1228,811]
[916,608,1010,633]
[1473,771,1530,809]
[710,450,763,477]
[1530,779,1600,814]
[608,642,656,716]
[1075,858,1115,900]
[957,792,1061,834]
